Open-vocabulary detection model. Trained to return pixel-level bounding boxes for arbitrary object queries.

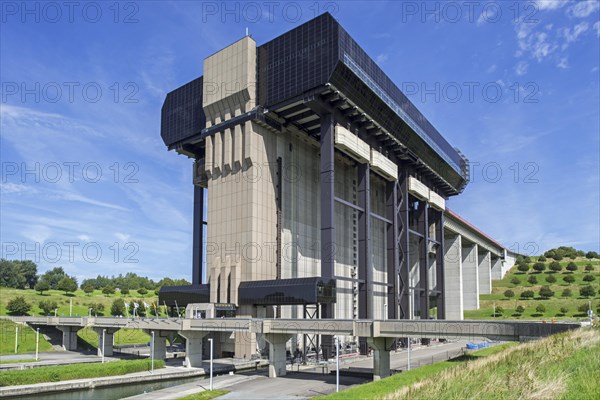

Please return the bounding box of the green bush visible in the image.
[582,275,595,282]
[566,262,578,272]
[533,262,546,272]
[521,290,535,299]
[515,305,525,314]
[585,251,599,259]
[34,279,50,295]
[563,275,575,284]
[580,285,596,298]
[549,262,562,273]
[7,296,31,315]
[545,274,557,283]
[524,256,532,263]
[0,359,165,386]
[38,299,58,315]
[538,286,554,299]
[517,263,530,273]
[538,255,547,262]
[137,288,148,295]
[561,288,572,297]
[510,277,521,285]
[584,264,594,272]
[559,307,568,315]
[527,275,538,285]
[493,306,504,317]
[535,304,546,314]
[504,290,515,299]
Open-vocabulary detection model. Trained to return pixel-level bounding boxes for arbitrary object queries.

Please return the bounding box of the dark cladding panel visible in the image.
[257,13,339,107]
[238,277,337,305]
[161,77,205,148]
[158,284,210,307]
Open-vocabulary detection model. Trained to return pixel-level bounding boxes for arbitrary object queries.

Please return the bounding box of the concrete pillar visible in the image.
[144,330,169,360]
[478,250,492,295]
[444,234,463,320]
[94,328,117,357]
[179,331,207,368]
[192,186,204,285]
[263,333,292,377]
[367,337,391,381]
[57,326,79,351]
[462,242,479,310]
[491,256,503,280]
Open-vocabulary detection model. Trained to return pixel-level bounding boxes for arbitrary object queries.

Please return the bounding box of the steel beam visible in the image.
[192,186,204,285]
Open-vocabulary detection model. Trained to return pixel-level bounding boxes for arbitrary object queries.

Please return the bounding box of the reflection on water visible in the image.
[6,376,205,400]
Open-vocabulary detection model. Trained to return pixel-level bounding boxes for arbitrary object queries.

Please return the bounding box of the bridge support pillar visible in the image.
[57,326,79,351]
[491,256,502,280]
[143,330,169,360]
[462,242,479,310]
[478,250,491,295]
[93,328,118,357]
[264,333,292,377]
[179,331,207,368]
[444,233,463,320]
[367,337,391,381]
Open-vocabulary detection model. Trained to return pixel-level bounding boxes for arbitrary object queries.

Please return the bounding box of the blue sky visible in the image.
[1,0,598,282]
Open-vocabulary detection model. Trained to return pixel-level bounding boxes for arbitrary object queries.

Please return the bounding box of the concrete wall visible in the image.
[462,243,479,311]
[478,250,492,295]
[444,234,463,320]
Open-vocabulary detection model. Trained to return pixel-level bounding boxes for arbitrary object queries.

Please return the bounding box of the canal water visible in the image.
[5,376,205,399]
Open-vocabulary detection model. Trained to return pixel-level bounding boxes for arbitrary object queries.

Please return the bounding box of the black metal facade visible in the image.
[159,284,210,307]
[161,77,205,148]
[238,277,337,306]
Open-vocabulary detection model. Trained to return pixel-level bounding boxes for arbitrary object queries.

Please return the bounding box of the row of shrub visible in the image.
[510,274,595,286]
[0,359,164,386]
[502,285,597,300]
[516,261,595,273]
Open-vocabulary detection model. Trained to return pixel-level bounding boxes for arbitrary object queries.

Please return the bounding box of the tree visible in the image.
[535,304,546,314]
[527,275,538,285]
[533,262,546,273]
[130,300,146,317]
[504,290,515,299]
[517,263,530,273]
[521,290,535,299]
[34,279,50,295]
[38,299,58,315]
[539,286,554,299]
[538,255,547,262]
[516,255,524,264]
[88,302,105,316]
[585,251,599,259]
[577,303,590,313]
[15,260,38,288]
[580,285,596,298]
[553,254,563,261]
[545,274,557,284]
[83,284,95,295]
[111,298,126,316]
[524,256,532,263]
[584,264,594,272]
[515,305,525,314]
[583,275,595,282]
[120,287,130,295]
[7,296,31,315]
[57,276,77,294]
[510,277,521,285]
[559,307,568,315]
[563,275,576,284]
[40,267,67,290]
[493,306,504,317]
[562,288,572,297]
[549,262,562,273]
[137,287,148,295]
[566,262,577,272]
[0,259,26,289]
[102,286,115,296]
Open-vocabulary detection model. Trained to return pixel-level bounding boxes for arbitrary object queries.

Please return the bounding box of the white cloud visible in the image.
[376,53,389,64]
[0,183,36,194]
[557,57,569,69]
[114,232,130,242]
[77,234,91,241]
[535,0,568,11]
[59,192,129,212]
[594,21,600,36]
[21,225,51,244]
[486,64,497,73]
[560,22,590,48]
[515,23,558,61]
[568,1,600,18]
[515,61,529,76]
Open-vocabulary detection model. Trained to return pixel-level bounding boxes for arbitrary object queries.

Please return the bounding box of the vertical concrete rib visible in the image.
[444,234,463,320]
[434,209,445,319]
[386,180,398,320]
[417,201,429,318]
[397,171,410,319]
[358,163,372,320]
[320,113,335,359]
[192,186,204,285]
[491,256,502,280]
[478,250,492,295]
[462,242,479,311]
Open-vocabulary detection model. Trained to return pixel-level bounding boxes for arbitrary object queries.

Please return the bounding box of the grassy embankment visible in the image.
[0,359,165,386]
[465,258,599,320]
[0,319,54,356]
[321,328,599,400]
[179,390,230,400]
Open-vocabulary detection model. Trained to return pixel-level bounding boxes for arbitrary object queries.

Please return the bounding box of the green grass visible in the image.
[77,327,151,349]
[178,390,230,400]
[0,319,54,355]
[0,286,164,318]
[319,342,517,399]
[0,358,38,364]
[0,359,165,386]
[466,258,600,320]
[384,328,599,400]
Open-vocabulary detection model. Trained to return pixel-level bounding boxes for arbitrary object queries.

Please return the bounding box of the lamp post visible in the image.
[151,331,155,373]
[69,298,72,317]
[35,328,40,361]
[335,336,340,392]
[88,307,92,317]
[407,337,411,371]
[102,329,106,364]
[14,325,18,353]
[54,309,58,317]
[208,338,214,391]
[384,303,388,320]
